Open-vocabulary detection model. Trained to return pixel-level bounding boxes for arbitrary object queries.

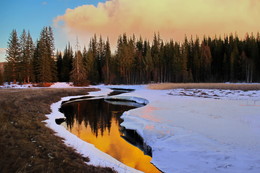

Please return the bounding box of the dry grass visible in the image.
[148,83,260,91]
[0,88,116,173]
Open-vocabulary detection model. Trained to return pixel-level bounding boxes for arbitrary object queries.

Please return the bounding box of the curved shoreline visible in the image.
[45,88,143,173]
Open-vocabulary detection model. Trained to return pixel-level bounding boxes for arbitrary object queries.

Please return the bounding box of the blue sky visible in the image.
[0,0,106,61]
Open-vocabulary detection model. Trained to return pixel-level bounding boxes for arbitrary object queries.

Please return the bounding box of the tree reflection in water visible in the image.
[60,99,132,137]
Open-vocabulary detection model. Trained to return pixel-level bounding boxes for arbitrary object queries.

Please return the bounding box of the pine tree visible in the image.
[56,51,63,81]
[103,38,111,84]
[0,70,3,85]
[20,30,34,83]
[62,43,73,82]
[32,40,40,82]
[5,30,20,83]
[200,41,212,81]
[70,50,88,86]
[97,36,105,82]
[86,36,99,84]
[151,33,161,82]
[19,29,27,83]
[26,32,35,83]
[143,40,153,83]
[38,27,57,82]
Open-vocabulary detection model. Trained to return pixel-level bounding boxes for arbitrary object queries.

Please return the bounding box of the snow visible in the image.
[49,82,74,88]
[0,82,33,88]
[12,82,258,173]
[115,86,260,173]
[0,82,83,89]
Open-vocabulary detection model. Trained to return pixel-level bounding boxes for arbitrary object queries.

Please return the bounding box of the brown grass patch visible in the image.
[148,83,260,91]
[0,88,116,173]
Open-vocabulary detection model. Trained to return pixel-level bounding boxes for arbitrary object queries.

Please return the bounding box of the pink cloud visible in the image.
[54,0,260,48]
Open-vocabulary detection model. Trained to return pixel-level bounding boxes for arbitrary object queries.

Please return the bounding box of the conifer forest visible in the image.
[3,27,260,85]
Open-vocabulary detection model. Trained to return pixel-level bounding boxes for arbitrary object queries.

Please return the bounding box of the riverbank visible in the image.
[0,88,115,173]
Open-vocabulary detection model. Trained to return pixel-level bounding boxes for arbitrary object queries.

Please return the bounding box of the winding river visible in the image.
[57,88,161,173]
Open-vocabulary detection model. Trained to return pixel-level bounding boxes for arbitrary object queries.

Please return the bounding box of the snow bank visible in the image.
[105,95,149,105]
[169,88,260,101]
[0,83,33,88]
[49,82,74,88]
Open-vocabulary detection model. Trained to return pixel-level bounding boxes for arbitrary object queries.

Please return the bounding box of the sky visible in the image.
[1,0,259,62]
[0,0,106,61]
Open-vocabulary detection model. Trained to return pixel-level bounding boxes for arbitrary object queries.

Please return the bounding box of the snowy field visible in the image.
[1,83,260,172]
[114,85,260,173]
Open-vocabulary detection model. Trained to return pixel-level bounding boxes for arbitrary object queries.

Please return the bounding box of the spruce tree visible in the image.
[32,40,41,82]
[20,30,34,83]
[151,33,161,82]
[5,29,20,83]
[103,38,111,84]
[56,51,63,81]
[70,50,88,86]
[0,70,3,85]
[86,36,99,84]
[19,29,27,83]
[38,27,57,82]
[61,43,73,82]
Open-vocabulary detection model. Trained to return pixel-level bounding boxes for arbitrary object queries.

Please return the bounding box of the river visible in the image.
[58,88,161,173]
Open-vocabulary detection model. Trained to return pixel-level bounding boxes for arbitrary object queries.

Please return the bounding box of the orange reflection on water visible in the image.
[69,116,160,173]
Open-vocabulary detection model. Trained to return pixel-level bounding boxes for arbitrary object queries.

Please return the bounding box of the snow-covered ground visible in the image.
[2,82,259,172]
[49,82,74,88]
[0,82,75,88]
[112,85,260,173]
[0,82,33,88]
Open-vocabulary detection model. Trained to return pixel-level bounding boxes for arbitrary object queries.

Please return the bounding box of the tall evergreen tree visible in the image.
[20,30,34,83]
[200,41,212,81]
[103,38,112,84]
[32,40,40,82]
[0,70,3,85]
[86,36,99,84]
[61,43,73,82]
[19,29,27,83]
[5,30,20,83]
[56,51,63,81]
[38,27,57,82]
[70,50,88,86]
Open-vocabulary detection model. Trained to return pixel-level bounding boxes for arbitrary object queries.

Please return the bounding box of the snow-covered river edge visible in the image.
[45,84,260,173]
[44,86,142,173]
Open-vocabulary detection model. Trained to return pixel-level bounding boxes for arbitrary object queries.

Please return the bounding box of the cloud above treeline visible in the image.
[0,48,6,53]
[54,0,260,47]
[0,48,6,62]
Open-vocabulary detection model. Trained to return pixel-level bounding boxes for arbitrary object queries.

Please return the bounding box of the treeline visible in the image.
[3,26,260,85]
[4,27,56,84]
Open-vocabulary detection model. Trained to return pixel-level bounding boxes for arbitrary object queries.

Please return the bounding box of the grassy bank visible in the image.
[148,83,260,91]
[0,88,115,173]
